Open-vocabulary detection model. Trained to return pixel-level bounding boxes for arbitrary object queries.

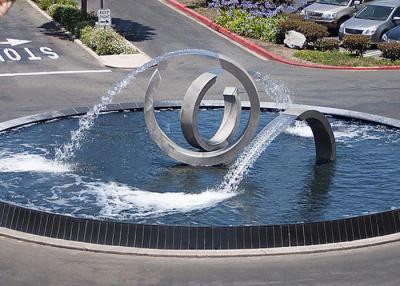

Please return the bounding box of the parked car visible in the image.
[339,0,400,43]
[301,0,371,31]
[382,25,400,41]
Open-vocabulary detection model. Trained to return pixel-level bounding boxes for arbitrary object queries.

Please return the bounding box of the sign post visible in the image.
[97,9,111,28]
[81,0,87,16]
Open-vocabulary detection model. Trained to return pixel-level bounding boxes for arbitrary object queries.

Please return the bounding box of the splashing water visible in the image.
[215,113,296,193]
[83,113,296,217]
[0,153,70,173]
[55,49,219,162]
[250,71,293,107]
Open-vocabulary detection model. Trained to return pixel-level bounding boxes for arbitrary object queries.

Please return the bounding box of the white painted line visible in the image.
[0,69,112,77]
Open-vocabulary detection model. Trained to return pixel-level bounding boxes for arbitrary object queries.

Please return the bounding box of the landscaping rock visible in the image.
[284,30,306,49]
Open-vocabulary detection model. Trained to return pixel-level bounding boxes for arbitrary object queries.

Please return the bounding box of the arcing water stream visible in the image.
[51,50,296,215]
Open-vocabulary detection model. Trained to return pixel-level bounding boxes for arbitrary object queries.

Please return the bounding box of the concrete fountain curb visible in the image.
[1,227,400,258]
[25,0,152,69]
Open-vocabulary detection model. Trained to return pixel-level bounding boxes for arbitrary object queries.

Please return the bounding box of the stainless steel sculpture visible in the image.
[283,108,336,163]
[144,52,336,166]
[144,54,260,166]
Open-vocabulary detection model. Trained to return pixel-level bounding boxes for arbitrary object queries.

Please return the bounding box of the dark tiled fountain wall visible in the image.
[1,202,399,249]
[1,102,400,250]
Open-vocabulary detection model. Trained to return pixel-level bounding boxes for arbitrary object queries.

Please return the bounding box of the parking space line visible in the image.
[0,70,112,77]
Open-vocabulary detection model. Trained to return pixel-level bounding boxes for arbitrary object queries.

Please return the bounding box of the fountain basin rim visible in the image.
[0,101,399,251]
[0,101,399,133]
[1,226,400,257]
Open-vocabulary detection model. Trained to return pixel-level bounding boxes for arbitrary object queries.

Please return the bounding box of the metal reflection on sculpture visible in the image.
[144,54,260,166]
[283,108,336,163]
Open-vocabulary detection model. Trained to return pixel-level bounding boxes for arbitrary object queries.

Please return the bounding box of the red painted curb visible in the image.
[164,0,400,71]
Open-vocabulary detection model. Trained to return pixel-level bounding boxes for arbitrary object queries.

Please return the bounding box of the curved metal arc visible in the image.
[144,53,261,166]
[180,73,242,151]
[284,108,336,164]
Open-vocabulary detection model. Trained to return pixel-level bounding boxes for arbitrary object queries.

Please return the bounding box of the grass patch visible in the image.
[294,50,400,67]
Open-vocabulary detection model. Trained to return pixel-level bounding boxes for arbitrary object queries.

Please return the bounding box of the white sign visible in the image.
[97,9,111,27]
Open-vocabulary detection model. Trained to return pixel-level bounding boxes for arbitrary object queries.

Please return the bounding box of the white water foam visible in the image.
[0,153,70,173]
[79,114,295,218]
[84,182,236,218]
[285,121,387,143]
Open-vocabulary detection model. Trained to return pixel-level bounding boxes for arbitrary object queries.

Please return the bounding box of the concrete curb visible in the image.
[163,0,400,71]
[1,226,400,258]
[25,0,152,69]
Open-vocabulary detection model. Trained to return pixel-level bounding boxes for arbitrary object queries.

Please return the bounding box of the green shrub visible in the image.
[316,38,340,51]
[73,19,95,37]
[276,15,328,45]
[298,22,328,44]
[39,0,52,11]
[55,0,78,7]
[48,4,83,31]
[378,42,400,61]
[215,9,282,42]
[39,0,77,11]
[80,26,136,55]
[342,35,370,56]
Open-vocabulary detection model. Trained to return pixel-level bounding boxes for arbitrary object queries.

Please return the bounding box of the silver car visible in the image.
[339,0,400,43]
[301,0,371,31]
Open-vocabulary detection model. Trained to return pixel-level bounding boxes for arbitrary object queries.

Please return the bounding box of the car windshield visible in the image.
[315,0,350,6]
[355,5,394,20]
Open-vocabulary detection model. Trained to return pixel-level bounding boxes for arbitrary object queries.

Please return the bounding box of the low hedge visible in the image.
[39,0,78,11]
[342,35,370,56]
[316,38,340,51]
[48,4,97,37]
[378,42,400,61]
[277,15,328,45]
[80,26,136,55]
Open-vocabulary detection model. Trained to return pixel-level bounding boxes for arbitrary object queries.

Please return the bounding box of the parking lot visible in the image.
[0,0,130,121]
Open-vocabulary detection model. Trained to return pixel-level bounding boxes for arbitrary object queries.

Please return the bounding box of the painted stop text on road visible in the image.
[0,38,60,63]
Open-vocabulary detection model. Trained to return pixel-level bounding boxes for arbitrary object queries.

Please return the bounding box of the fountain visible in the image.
[0,50,399,252]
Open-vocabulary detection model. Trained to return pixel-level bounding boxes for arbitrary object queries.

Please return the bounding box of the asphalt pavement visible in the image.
[1,1,400,285]
[93,0,400,119]
[0,0,129,122]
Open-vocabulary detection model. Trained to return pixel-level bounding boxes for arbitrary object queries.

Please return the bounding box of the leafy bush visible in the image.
[277,15,328,45]
[378,42,400,61]
[342,35,370,56]
[316,38,340,51]
[216,9,282,42]
[39,0,53,10]
[39,0,77,11]
[80,26,136,55]
[48,4,95,36]
[48,4,83,31]
[73,19,96,38]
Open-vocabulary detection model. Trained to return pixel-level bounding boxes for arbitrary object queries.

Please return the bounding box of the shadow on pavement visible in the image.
[39,22,72,41]
[112,18,156,42]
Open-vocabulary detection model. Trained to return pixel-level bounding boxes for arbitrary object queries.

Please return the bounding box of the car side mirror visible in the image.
[393,16,400,22]
[354,0,360,5]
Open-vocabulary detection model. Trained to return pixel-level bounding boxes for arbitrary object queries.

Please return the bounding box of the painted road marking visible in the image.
[0,47,60,62]
[0,70,112,77]
[0,39,32,47]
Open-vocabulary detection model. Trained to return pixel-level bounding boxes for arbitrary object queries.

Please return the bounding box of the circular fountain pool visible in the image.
[0,108,399,226]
